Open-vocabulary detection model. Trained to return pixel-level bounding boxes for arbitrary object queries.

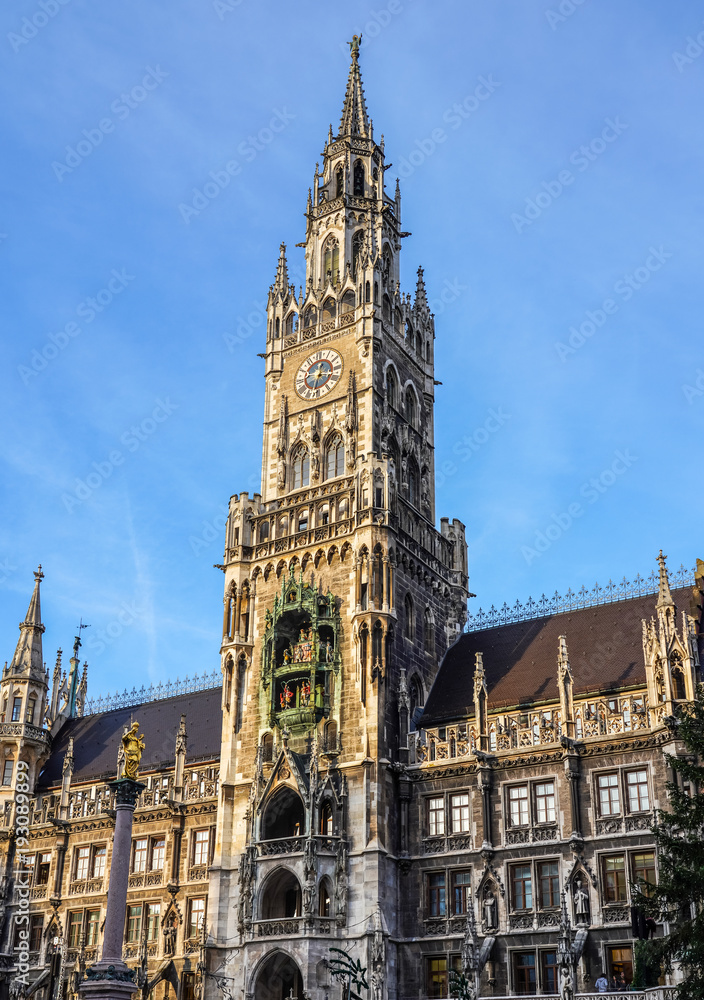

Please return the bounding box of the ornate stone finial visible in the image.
[120,722,145,779]
[62,736,74,776]
[656,549,675,610]
[34,564,44,582]
[175,714,187,755]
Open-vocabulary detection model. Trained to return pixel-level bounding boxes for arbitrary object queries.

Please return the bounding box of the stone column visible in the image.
[79,777,145,1000]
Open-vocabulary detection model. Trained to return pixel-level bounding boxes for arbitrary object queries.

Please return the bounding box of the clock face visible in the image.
[294,349,343,400]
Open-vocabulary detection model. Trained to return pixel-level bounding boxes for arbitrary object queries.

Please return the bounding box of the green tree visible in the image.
[633,690,704,999]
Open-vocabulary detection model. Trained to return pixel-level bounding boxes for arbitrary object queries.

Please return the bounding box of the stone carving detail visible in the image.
[334,839,348,926]
[603,905,629,924]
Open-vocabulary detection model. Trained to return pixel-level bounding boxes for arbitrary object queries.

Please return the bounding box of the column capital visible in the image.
[108,777,146,807]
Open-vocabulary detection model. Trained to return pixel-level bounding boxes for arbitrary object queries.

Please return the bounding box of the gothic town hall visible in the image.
[1,44,702,1000]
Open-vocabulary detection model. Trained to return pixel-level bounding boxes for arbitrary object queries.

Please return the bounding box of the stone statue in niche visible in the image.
[483,889,497,929]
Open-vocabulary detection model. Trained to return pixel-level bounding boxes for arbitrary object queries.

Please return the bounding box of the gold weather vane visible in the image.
[120,721,146,779]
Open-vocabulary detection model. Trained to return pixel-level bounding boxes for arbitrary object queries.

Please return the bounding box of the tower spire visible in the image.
[8,565,45,679]
[272,242,289,295]
[338,36,370,139]
[656,549,675,611]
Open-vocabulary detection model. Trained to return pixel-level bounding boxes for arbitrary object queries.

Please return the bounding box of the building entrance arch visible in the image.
[253,951,304,1000]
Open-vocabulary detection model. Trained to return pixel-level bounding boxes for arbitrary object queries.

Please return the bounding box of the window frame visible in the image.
[451,869,472,916]
[67,910,83,949]
[597,771,622,817]
[537,860,560,910]
[150,836,166,871]
[74,845,90,881]
[427,796,445,838]
[86,909,101,947]
[187,897,206,940]
[512,950,537,996]
[534,781,557,825]
[602,854,627,903]
[508,784,530,828]
[510,862,533,912]
[427,872,446,917]
[91,845,106,880]
[626,768,650,814]
[126,904,142,944]
[132,838,148,874]
[192,829,211,867]
[450,792,470,834]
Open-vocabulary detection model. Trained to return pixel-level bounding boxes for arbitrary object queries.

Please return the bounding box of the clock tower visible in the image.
[207,40,469,1000]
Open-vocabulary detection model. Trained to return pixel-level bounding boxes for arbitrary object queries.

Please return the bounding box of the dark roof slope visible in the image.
[38,687,222,788]
[421,587,700,728]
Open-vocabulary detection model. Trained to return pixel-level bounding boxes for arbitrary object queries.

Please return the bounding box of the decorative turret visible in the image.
[557,635,575,738]
[6,565,45,681]
[642,550,697,717]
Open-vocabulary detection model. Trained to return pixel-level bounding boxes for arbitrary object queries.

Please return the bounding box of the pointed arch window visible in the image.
[325,434,345,480]
[353,160,365,196]
[424,608,434,654]
[341,290,355,315]
[234,654,247,733]
[285,312,297,337]
[319,877,333,916]
[409,675,424,730]
[323,238,340,283]
[320,802,333,836]
[322,297,336,323]
[406,320,415,351]
[408,460,419,508]
[406,387,417,427]
[292,447,310,490]
[303,306,317,329]
[352,230,364,280]
[404,593,415,641]
[335,165,344,198]
[386,369,397,409]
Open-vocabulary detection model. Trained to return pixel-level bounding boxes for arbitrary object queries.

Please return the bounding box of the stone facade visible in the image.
[0,42,702,1000]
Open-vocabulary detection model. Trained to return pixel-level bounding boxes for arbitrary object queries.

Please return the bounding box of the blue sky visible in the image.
[1,0,702,700]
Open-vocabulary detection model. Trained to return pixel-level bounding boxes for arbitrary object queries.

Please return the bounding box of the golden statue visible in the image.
[120,722,145,779]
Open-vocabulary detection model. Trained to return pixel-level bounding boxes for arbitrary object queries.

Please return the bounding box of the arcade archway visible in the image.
[253,951,304,1000]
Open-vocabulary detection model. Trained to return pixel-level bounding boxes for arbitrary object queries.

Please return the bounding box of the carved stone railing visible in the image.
[146,871,163,886]
[30,886,48,900]
[0,721,50,744]
[257,837,305,857]
[465,565,695,630]
[602,905,630,924]
[255,918,302,937]
[128,873,146,889]
[596,817,623,836]
[421,835,472,855]
[184,939,201,954]
[505,825,558,846]
[626,812,654,832]
[188,866,208,882]
[424,919,448,936]
[537,909,560,927]
[185,769,219,800]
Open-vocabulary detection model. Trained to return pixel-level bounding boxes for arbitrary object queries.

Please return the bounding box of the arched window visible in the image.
[408,460,419,508]
[324,719,338,752]
[406,387,416,427]
[424,607,434,653]
[234,654,247,733]
[404,593,414,640]
[325,434,345,479]
[292,447,310,490]
[262,787,305,840]
[426,340,431,362]
[365,281,371,303]
[259,521,270,542]
[323,238,339,283]
[405,320,414,351]
[353,160,365,196]
[303,306,317,329]
[319,877,333,917]
[341,290,355,315]
[386,369,397,408]
[285,312,297,337]
[320,802,333,836]
[383,294,391,323]
[409,675,424,731]
[261,732,274,763]
[275,317,280,338]
[352,231,364,280]
[335,165,344,198]
[322,297,336,323]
